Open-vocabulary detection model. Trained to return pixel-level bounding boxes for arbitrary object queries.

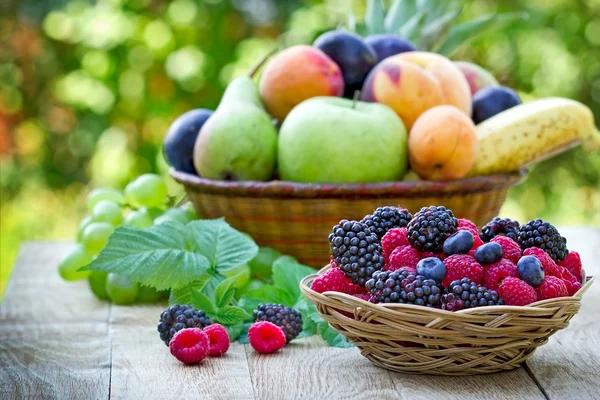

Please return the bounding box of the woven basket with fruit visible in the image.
[165,1,600,267]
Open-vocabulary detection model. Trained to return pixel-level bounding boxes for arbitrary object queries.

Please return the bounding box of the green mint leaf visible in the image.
[239,285,291,313]
[202,273,226,298]
[215,306,250,325]
[83,222,210,290]
[168,274,213,306]
[271,258,316,305]
[186,219,258,270]
[237,323,252,344]
[214,275,238,308]
[191,290,216,314]
[320,322,354,348]
[225,321,245,341]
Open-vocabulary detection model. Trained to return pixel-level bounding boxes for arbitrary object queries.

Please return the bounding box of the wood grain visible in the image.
[524,227,600,400]
[109,305,255,400]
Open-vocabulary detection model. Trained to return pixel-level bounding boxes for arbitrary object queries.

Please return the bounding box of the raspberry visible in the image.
[422,251,447,260]
[203,324,230,357]
[558,266,582,296]
[559,251,583,283]
[442,254,483,287]
[523,247,559,277]
[169,328,210,364]
[253,304,302,342]
[490,236,521,264]
[535,276,568,300]
[311,268,362,294]
[353,293,371,301]
[498,277,537,306]
[381,228,409,261]
[483,258,518,290]
[388,245,422,271]
[248,321,286,354]
[457,218,478,234]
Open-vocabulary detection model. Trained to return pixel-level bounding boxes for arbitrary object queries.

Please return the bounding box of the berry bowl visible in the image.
[171,169,525,267]
[300,266,594,375]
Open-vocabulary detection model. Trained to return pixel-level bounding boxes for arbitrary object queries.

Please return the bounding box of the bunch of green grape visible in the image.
[58,173,197,305]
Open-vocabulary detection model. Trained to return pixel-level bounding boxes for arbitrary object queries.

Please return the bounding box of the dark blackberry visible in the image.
[157,304,212,346]
[365,270,442,307]
[361,206,413,239]
[480,217,520,242]
[328,219,385,286]
[441,278,503,311]
[253,303,302,343]
[407,206,458,253]
[517,219,568,262]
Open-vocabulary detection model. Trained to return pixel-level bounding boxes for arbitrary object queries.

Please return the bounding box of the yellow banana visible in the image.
[469,97,600,176]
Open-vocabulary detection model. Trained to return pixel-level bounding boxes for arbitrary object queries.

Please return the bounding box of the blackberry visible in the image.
[365,269,442,307]
[157,304,212,346]
[441,278,503,311]
[328,219,385,286]
[480,217,520,242]
[361,206,413,239]
[253,303,302,343]
[407,206,458,253]
[517,219,568,262]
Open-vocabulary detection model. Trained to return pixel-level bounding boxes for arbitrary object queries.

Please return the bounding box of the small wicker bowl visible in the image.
[171,169,526,267]
[300,265,594,375]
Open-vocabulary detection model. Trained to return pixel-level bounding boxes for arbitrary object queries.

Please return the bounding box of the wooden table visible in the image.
[1,227,599,400]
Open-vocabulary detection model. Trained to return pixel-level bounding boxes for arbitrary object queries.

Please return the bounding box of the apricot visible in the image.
[408,105,477,181]
[259,45,344,122]
[361,52,471,129]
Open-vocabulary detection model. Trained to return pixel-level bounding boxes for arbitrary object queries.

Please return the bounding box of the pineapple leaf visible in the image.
[346,10,357,32]
[397,10,428,45]
[418,0,459,24]
[365,0,386,36]
[436,12,529,56]
[385,0,419,34]
[421,6,464,51]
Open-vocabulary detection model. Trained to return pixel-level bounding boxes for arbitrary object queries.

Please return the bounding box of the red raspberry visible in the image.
[248,321,286,354]
[558,266,582,296]
[442,255,484,287]
[467,249,476,257]
[535,276,568,300]
[353,293,371,301]
[388,245,422,271]
[422,252,447,260]
[490,236,521,264]
[203,324,230,357]
[483,258,518,290]
[523,247,559,277]
[457,218,478,233]
[311,268,362,294]
[169,328,210,364]
[498,277,537,306]
[559,251,583,283]
[381,228,409,261]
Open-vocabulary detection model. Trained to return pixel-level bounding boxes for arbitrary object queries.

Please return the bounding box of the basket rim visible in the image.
[170,168,527,199]
[300,265,594,317]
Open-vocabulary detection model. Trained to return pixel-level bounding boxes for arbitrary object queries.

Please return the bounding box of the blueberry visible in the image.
[474,242,504,265]
[472,86,521,124]
[416,257,446,283]
[517,256,545,287]
[443,230,474,256]
[163,109,213,174]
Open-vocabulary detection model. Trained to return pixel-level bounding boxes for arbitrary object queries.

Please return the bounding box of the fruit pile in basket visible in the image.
[163,1,600,184]
[311,205,585,309]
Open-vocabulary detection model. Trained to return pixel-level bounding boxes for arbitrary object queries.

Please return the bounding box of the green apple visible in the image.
[278,97,408,183]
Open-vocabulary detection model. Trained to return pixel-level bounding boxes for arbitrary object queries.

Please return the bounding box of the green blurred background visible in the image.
[1,0,599,297]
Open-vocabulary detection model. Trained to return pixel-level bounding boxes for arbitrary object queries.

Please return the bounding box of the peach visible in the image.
[259,45,344,122]
[408,105,477,181]
[361,51,471,129]
[454,61,499,96]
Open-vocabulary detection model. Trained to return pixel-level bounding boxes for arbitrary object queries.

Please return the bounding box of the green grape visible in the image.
[88,270,110,300]
[124,208,153,228]
[58,244,93,281]
[221,263,251,289]
[87,188,125,211]
[92,200,123,226]
[76,215,93,243]
[136,286,167,303]
[82,222,115,255]
[106,273,139,305]
[125,174,167,208]
[153,207,192,225]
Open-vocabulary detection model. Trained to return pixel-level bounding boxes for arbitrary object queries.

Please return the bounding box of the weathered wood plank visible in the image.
[109,305,255,400]
[525,227,600,400]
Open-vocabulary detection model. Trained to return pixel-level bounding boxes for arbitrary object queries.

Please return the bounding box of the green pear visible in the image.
[193,76,277,181]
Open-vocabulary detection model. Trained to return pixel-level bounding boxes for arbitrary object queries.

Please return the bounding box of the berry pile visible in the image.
[315,207,585,311]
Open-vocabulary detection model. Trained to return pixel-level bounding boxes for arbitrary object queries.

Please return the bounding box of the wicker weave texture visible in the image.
[300,268,594,375]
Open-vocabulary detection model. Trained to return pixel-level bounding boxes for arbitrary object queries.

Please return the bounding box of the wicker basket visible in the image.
[300,266,594,375]
[172,169,525,267]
